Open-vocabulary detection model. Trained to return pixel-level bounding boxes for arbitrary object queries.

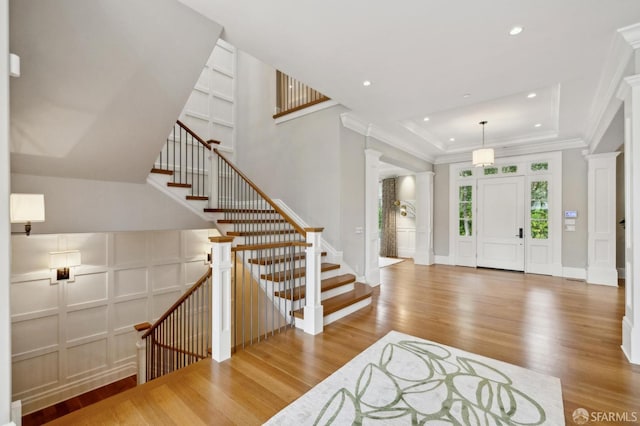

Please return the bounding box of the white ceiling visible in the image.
[180,0,640,163]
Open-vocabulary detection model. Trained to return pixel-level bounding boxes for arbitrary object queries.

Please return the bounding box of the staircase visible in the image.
[147,121,373,336]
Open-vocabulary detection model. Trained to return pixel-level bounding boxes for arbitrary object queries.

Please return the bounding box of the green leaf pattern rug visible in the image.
[265,331,564,425]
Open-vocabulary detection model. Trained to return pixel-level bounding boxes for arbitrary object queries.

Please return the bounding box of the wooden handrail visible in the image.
[214,148,307,238]
[273,96,331,119]
[142,268,212,339]
[176,119,215,150]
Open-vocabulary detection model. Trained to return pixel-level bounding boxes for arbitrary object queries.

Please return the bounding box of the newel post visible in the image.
[210,236,234,361]
[133,322,151,385]
[304,228,324,335]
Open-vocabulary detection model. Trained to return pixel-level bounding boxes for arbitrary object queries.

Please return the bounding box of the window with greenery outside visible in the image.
[531,181,548,239]
[459,186,472,236]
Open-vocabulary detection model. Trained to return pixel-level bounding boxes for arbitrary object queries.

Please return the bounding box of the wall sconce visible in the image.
[393,200,416,218]
[49,250,81,283]
[10,193,45,236]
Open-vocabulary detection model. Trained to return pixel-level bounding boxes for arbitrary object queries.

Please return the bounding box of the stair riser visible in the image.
[322,297,372,326]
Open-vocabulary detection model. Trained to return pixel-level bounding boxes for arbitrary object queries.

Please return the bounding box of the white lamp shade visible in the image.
[49,250,81,269]
[10,193,45,223]
[472,148,495,167]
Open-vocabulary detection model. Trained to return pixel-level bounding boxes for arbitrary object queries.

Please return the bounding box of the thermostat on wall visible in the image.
[564,210,577,218]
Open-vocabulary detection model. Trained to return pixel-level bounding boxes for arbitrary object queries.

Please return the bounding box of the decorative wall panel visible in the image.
[10,229,213,414]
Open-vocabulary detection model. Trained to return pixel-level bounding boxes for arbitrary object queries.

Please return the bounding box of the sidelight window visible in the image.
[530,181,549,239]
[459,186,473,236]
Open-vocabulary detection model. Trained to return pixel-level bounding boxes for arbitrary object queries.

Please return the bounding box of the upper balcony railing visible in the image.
[273,70,330,119]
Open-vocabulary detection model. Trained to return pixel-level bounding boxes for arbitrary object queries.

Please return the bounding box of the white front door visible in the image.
[477,176,525,271]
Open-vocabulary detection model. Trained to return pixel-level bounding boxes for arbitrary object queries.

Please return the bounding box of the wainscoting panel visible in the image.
[10,229,214,414]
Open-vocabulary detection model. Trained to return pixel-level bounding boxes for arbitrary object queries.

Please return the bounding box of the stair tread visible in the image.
[168,182,191,188]
[293,283,372,319]
[228,229,297,237]
[205,208,277,214]
[186,195,208,201]
[150,168,173,175]
[274,273,355,300]
[248,251,327,265]
[261,262,340,282]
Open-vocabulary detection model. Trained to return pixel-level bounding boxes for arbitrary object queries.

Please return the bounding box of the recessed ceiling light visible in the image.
[449,137,455,142]
[527,92,537,98]
[363,80,371,87]
[463,93,471,98]
[534,123,542,128]
[509,26,524,36]
[423,117,430,122]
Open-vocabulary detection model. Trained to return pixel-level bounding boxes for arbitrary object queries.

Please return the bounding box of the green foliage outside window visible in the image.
[459,169,473,177]
[531,181,549,239]
[459,186,472,236]
[531,162,549,171]
[502,165,517,174]
[484,167,498,175]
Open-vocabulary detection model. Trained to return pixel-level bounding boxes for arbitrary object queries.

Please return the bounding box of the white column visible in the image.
[304,228,324,335]
[586,153,620,286]
[364,149,381,286]
[210,236,233,362]
[1,1,14,423]
[618,74,640,364]
[414,171,435,265]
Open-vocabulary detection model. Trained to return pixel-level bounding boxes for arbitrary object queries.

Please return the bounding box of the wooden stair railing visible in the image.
[153,120,220,200]
[273,70,330,119]
[213,148,306,241]
[136,268,212,382]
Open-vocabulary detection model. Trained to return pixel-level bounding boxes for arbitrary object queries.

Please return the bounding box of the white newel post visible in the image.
[365,149,382,286]
[414,171,435,265]
[304,228,324,335]
[586,153,620,286]
[134,324,150,385]
[210,236,233,362]
[209,150,219,209]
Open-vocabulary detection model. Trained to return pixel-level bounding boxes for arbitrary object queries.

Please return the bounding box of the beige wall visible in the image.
[11,173,213,234]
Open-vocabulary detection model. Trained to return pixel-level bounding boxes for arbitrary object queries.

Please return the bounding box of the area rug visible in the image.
[379,257,405,268]
[265,331,564,425]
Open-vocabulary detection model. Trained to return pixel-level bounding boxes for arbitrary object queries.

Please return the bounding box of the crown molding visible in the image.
[585,24,638,151]
[340,112,434,163]
[434,137,586,164]
[340,112,368,135]
[400,120,447,152]
[619,22,640,49]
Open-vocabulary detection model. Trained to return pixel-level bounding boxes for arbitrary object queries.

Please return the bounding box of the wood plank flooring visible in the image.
[47,261,640,425]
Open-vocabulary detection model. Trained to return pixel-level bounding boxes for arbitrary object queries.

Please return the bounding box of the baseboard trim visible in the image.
[434,255,451,265]
[587,266,619,286]
[18,363,136,415]
[562,267,587,280]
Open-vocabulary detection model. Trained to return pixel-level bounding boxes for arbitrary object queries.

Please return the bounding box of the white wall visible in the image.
[1,0,13,422]
[10,228,213,414]
[340,126,365,275]
[235,50,347,249]
[562,149,588,268]
[11,173,213,234]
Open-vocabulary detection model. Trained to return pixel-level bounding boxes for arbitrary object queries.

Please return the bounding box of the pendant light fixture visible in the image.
[472,120,494,167]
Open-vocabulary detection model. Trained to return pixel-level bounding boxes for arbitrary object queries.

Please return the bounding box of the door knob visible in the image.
[516,228,524,238]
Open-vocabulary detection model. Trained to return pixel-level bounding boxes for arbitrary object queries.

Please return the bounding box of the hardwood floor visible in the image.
[47,261,640,425]
[22,376,137,426]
